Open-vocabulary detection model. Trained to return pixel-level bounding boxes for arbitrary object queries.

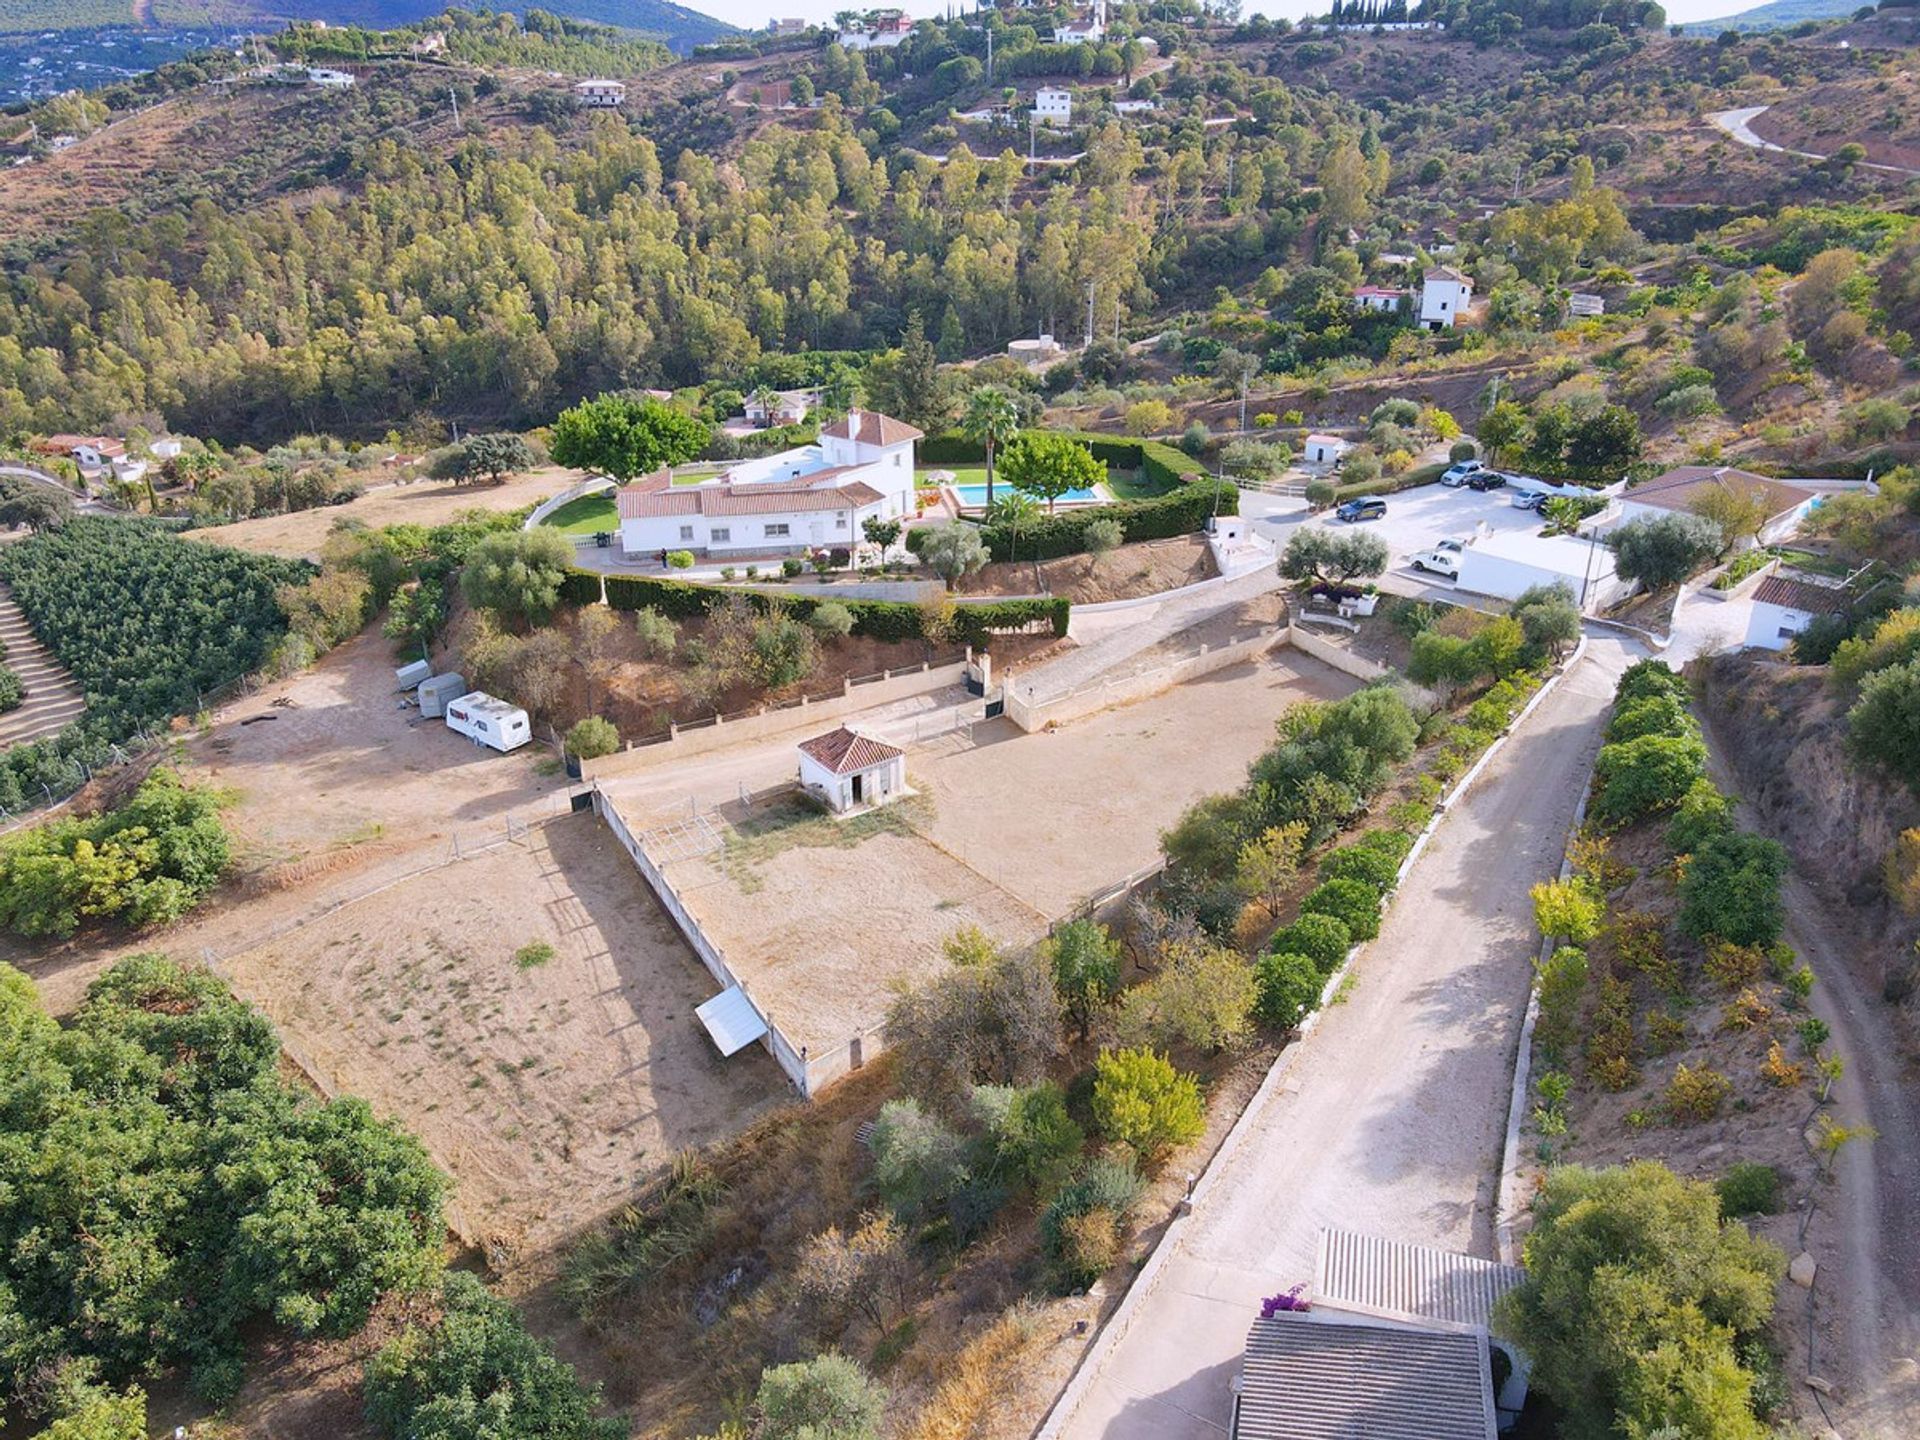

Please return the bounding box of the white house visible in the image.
[743,388,814,427]
[1419,265,1473,331]
[307,67,357,90]
[1112,98,1157,116]
[1617,466,1819,546]
[838,11,912,48]
[1054,0,1107,44]
[1034,86,1073,126]
[1303,434,1350,467]
[1744,573,1850,652]
[574,79,626,108]
[767,17,808,34]
[615,407,921,559]
[797,726,907,813]
[109,455,149,486]
[1454,529,1626,612]
[1352,284,1408,314]
[149,437,183,461]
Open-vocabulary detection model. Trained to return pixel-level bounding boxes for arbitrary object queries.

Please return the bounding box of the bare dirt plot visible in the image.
[224,812,790,1253]
[663,797,1049,1058]
[913,647,1362,916]
[956,535,1217,604]
[190,467,575,559]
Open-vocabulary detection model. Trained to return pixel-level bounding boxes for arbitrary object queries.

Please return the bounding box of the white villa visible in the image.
[1034,86,1073,126]
[1352,284,1408,313]
[575,79,626,108]
[616,408,922,559]
[837,11,913,49]
[1420,265,1473,330]
[1054,0,1108,44]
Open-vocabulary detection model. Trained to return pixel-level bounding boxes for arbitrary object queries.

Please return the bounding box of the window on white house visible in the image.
[679,525,694,541]
[837,515,847,528]
[710,527,730,542]
[894,453,904,467]
[766,523,790,538]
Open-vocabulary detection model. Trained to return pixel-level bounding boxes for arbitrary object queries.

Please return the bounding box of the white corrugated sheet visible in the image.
[1314,1229,1523,1331]
[695,985,768,1057]
[1232,1313,1495,1440]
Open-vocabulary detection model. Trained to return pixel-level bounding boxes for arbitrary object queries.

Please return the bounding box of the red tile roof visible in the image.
[818,409,924,446]
[617,479,884,520]
[1628,467,1815,522]
[1753,575,1850,615]
[797,726,904,775]
[1353,285,1408,299]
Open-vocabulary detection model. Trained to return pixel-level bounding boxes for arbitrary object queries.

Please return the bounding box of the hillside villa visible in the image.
[616,408,922,560]
[1616,466,1820,546]
[1420,266,1473,331]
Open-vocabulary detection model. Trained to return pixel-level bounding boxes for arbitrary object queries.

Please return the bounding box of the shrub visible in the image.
[665,549,695,569]
[1585,976,1638,1091]
[1253,951,1322,1031]
[1268,913,1352,975]
[1704,940,1765,989]
[1303,479,1337,510]
[1046,918,1122,1037]
[1667,778,1734,854]
[1606,694,1693,744]
[632,606,679,659]
[1040,1157,1143,1291]
[884,950,1062,1103]
[365,1273,619,1440]
[1530,879,1603,944]
[868,1099,969,1225]
[1299,878,1381,942]
[1084,516,1124,554]
[1606,512,1723,589]
[0,664,21,713]
[1535,947,1589,1063]
[752,1353,885,1440]
[1664,1063,1733,1122]
[1678,831,1787,946]
[1090,1048,1205,1163]
[1615,659,1690,707]
[1498,1163,1783,1440]
[1847,658,1920,794]
[972,1081,1084,1191]
[1591,733,1707,827]
[1717,1163,1782,1217]
[564,716,619,761]
[1318,842,1401,897]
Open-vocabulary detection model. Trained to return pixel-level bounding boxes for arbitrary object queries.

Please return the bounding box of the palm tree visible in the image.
[985,491,1041,580]
[961,386,1021,508]
[747,384,781,427]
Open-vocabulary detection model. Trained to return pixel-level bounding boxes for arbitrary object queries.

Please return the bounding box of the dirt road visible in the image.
[1044,636,1633,1440]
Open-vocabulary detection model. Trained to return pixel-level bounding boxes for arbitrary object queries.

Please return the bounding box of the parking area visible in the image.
[1244,479,1550,585]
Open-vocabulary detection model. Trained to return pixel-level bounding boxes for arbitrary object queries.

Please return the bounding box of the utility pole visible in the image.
[1225,152,1235,212]
[985,25,993,85]
[1084,280,1096,350]
[449,87,460,125]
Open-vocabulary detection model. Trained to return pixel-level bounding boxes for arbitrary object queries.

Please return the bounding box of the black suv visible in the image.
[1465,470,1508,491]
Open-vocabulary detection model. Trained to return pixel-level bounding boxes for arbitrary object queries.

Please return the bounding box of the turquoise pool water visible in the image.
[950,483,1100,507]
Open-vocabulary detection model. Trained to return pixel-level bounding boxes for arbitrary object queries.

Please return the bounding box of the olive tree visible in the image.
[1278,529,1389,587]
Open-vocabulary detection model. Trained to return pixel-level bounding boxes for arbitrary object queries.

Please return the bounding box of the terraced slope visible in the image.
[0,581,86,751]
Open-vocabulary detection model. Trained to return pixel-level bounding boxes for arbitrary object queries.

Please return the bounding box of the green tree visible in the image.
[1678,830,1787,946]
[1513,582,1581,658]
[428,433,536,486]
[865,312,947,430]
[1277,529,1388,587]
[459,529,575,629]
[961,385,1022,507]
[918,522,989,590]
[752,1354,885,1439]
[1117,941,1257,1054]
[861,515,902,562]
[1607,514,1723,591]
[1498,1163,1783,1440]
[1566,404,1641,482]
[1252,950,1322,1031]
[1848,658,1920,794]
[548,395,710,482]
[999,432,1106,514]
[1091,1047,1205,1163]
[1478,400,1530,465]
[565,716,619,761]
[1237,821,1308,918]
[1046,918,1122,1038]
[365,1272,621,1440]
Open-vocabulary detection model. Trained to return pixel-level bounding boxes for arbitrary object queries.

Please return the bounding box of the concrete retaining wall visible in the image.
[593,789,812,1094]
[523,475,613,530]
[1006,629,1283,732]
[1282,622,1394,682]
[580,661,970,780]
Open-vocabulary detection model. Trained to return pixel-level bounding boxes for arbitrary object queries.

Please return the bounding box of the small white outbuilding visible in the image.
[1303,434,1350,467]
[797,726,906,813]
[1744,573,1850,652]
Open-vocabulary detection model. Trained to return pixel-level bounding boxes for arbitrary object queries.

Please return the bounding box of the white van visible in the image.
[445,692,532,754]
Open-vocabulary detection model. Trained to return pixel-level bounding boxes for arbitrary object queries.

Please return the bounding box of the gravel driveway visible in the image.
[1048,635,1634,1440]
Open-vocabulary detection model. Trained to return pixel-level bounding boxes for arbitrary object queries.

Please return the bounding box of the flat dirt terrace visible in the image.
[223,812,789,1252]
[644,644,1362,1059]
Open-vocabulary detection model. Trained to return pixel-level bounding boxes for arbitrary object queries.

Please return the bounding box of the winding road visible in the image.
[1708,105,1920,179]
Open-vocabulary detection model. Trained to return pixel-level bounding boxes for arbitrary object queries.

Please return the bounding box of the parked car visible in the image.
[1465,470,1508,491]
[1438,460,1484,488]
[1510,489,1548,511]
[1409,538,1465,578]
[1335,496,1387,522]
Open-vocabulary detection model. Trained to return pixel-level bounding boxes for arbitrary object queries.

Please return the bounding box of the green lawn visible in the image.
[539,493,618,535]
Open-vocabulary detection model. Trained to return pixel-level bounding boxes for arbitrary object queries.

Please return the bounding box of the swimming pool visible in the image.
[949,483,1102,508]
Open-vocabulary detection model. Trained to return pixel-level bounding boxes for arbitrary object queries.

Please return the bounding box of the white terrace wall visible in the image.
[593,788,813,1095]
[580,660,970,780]
[1282,622,1395,682]
[523,476,614,530]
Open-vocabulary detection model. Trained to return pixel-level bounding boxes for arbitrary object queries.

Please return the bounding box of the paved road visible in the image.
[0,464,121,518]
[1050,635,1635,1440]
[1708,104,1920,178]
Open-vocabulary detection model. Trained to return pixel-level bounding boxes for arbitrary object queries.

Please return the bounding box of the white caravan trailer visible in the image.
[445,692,532,754]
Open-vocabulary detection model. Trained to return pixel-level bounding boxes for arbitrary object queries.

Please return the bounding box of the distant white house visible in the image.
[1034,86,1073,126]
[1351,284,1408,314]
[743,388,814,427]
[1111,98,1157,116]
[837,11,912,49]
[1745,573,1850,652]
[1567,293,1605,317]
[797,726,907,813]
[574,79,625,108]
[1054,0,1108,44]
[1008,333,1063,363]
[149,437,183,461]
[615,407,922,559]
[110,455,149,486]
[1303,434,1350,467]
[767,17,808,35]
[1420,265,1473,330]
[307,67,356,90]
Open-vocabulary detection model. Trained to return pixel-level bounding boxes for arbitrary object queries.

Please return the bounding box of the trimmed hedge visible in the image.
[918,429,1198,490]
[1333,462,1445,501]
[586,570,1067,644]
[911,476,1240,564]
